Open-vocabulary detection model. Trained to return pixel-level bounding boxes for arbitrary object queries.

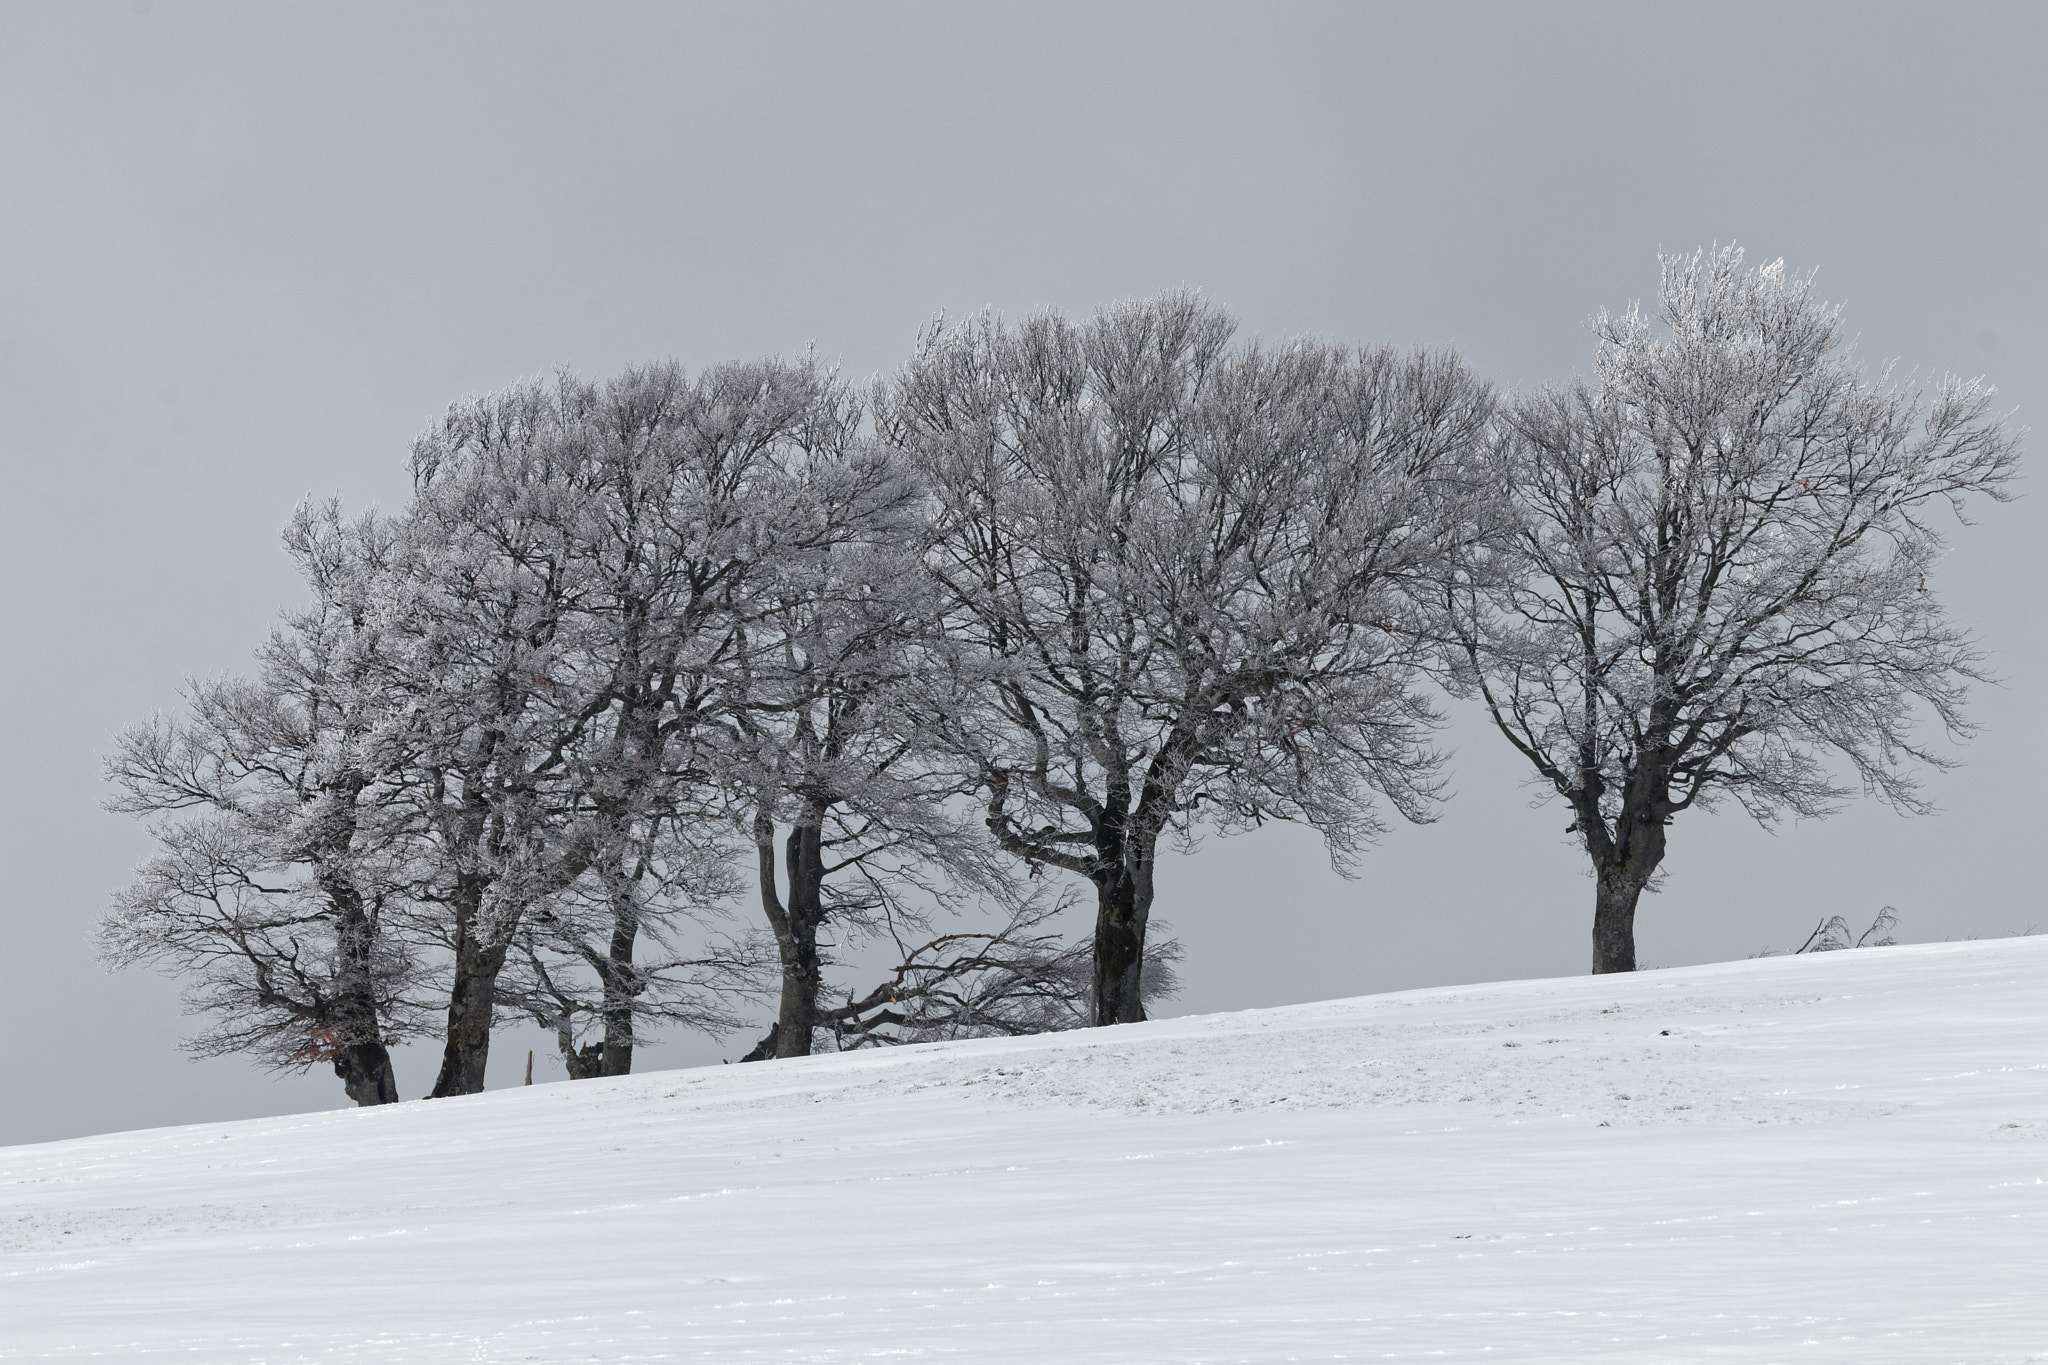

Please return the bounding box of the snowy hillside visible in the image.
[5,939,2046,1363]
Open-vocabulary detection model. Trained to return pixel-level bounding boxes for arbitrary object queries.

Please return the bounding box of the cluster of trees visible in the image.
[101,249,2019,1105]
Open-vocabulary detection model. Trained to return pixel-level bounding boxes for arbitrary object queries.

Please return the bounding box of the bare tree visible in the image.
[884,292,1491,1024]
[391,378,613,1098]
[1449,247,2021,973]
[717,390,1043,1058]
[101,506,423,1105]
[393,360,821,1094]
[470,360,818,1080]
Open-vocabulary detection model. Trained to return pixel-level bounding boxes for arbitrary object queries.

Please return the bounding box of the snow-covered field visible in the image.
[5,939,2045,1363]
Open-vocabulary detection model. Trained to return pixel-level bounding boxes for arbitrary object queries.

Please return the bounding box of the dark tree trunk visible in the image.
[335,1041,400,1105]
[317,829,400,1106]
[755,809,826,1060]
[589,686,660,1078]
[597,909,641,1077]
[547,906,641,1082]
[429,875,510,1097]
[431,936,509,1096]
[1089,824,1156,1027]
[1579,783,1669,976]
[1591,870,1643,975]
[328,931,400,1105]
[775,819,826,1058]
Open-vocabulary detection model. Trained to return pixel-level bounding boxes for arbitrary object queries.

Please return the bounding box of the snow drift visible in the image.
[5,938,2046,1362]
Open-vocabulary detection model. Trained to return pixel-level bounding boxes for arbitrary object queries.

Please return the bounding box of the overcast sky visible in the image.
[3,1,2042,1146]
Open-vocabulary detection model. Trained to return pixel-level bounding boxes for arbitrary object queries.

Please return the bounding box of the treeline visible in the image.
[100,249,2019,1105]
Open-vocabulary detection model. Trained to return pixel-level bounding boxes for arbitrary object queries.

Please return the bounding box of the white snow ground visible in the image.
[4,939,2045,1363]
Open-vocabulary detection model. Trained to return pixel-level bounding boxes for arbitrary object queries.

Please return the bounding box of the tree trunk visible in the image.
[597,899,641,1077]
[319,854,400,1106]
[1585,797,1667,974]
[1089,825,1156,1027]
[1591,869,1643,975]
[335,1041,400,1105]
[754,809,826,1060]
[775,952,818,1055]
[774,819,826,1057]
[429,875,509,1097]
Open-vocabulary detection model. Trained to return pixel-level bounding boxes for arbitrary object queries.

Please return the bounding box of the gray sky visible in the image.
[3,1,2042,1146]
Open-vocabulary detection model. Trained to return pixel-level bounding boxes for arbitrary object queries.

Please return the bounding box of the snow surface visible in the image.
[5,938,2046,1363]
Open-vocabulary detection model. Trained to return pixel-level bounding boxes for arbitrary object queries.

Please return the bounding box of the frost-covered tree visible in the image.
[101,506,423,1105]
[715,385,1052,1058]
[394,360,821,1093]
[885,292,1492,1024]
[390,380,615,1097]
[1449,247,2021,973]
[447,360,833,1082]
